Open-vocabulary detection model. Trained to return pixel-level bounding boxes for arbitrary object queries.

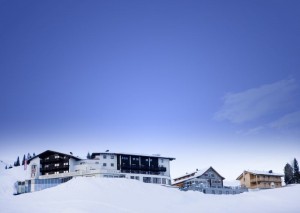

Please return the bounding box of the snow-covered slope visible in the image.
[1,167,300,213]
[0,165,27,197]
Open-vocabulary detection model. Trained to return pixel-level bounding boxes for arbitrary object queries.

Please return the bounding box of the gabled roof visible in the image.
[172,167,225,185]
[27,150,81,164]
[91,151,175,160]
[236,170,284,180]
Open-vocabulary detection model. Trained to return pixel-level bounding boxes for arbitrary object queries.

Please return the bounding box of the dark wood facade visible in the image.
[28,150,81,176]
[115,154,167,175]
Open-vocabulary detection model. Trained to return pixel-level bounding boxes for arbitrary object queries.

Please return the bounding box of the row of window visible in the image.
[103,163,114,167]
[142,177,170,185]
[103,155,114,159]
[44,162,69,168]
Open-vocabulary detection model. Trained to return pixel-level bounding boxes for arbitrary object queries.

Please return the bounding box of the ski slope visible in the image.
[1,166,299,213]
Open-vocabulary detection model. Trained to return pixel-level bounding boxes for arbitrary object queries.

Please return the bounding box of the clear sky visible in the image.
[1,0,300,180]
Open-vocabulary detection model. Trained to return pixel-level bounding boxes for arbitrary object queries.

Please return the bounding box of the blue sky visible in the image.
[1,0,300,180]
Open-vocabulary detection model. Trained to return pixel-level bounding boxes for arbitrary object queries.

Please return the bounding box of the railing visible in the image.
[120,165,166,172]
[250,178,281,183]
[39,169,102,179]
[40,157,69,164]
[40,165,69,172]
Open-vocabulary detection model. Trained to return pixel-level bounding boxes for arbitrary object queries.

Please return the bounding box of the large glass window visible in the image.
[143,177,151,183]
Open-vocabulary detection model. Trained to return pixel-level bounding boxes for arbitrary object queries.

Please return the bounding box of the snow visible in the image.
[1,167,300,213]
[244,170,283,176]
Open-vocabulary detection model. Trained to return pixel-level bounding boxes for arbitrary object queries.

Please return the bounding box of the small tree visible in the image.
[22,154,26,166]
[87,152,91,159]
[5,165,7,169]
[33,153,36,157]
[293,158,300,183]
[15,156,20,166]
[284,163,294,184]
[27,153,31,160]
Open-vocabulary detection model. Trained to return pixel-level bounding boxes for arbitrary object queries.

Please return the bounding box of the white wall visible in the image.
[28,157,40,179]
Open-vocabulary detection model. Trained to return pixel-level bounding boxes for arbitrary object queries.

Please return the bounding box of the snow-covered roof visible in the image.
[172,167,225,185]
[236,170,283,180]
[91,151,175,160]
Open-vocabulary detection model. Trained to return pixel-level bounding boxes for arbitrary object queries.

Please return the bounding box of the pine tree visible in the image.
[22,154,26,166]
[293,158,300,183]
[87,152,91,159]
[5,165,7,169]
[284,163,294,184]
[16,156,20,166]
[27,153,31,160]
[33,153,36,157]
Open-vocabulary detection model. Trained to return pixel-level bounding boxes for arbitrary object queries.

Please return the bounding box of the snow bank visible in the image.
[1,168,300,213]
[0,166,27,197]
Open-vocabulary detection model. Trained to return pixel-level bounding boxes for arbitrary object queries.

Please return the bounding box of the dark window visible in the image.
[103,163,106,167]
[103,155,107,159]
[111,163,114,167]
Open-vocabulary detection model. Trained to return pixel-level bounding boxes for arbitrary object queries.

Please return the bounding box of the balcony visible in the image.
[40,157,68,164]
[40,165,69,172]
[120,165,166,172]
[250,177,281,183]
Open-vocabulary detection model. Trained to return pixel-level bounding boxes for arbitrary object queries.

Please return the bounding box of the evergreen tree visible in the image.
[284,163,294,184]
[33,153,36,157]
[22,154,26,166]
[5,165,7,169]
[27,153,31,160]
[87,152,91,159]
[16,156,20,166]
[293,158,300,183]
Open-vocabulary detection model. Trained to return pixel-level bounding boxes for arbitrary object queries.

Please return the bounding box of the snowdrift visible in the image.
[1,167,300,213]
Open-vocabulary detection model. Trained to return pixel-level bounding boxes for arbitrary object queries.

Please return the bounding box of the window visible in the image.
[55,163,59,167]
[162,178,166,184]
[111,163,114,167]
[143,177,151,183]
[211,174,215,177]
[111,155,114,159]
[103,155,107,159]
[130,176,135,179]
[103,163,106,167]
[153,178,161,184]
[55,155,59,159]
[63,163,68,166]
[135,176,140,180]
[161,159,164,163]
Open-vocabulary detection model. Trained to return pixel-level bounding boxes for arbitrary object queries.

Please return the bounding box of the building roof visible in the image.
[172,167,225,185]
[236,170,284,180]
[91,151,176,160]
[28,150,81,164]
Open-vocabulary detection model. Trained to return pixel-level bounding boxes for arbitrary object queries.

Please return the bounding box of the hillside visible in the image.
[1,167,300,213]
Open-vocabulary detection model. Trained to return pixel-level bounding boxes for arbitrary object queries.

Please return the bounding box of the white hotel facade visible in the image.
[18,150,175,194]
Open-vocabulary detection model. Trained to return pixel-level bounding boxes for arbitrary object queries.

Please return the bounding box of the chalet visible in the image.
[172,167,247,195]
[236,170,283,189]
[173,167,225,188]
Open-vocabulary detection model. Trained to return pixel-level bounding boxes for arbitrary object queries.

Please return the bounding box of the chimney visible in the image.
[269,170,273,173]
